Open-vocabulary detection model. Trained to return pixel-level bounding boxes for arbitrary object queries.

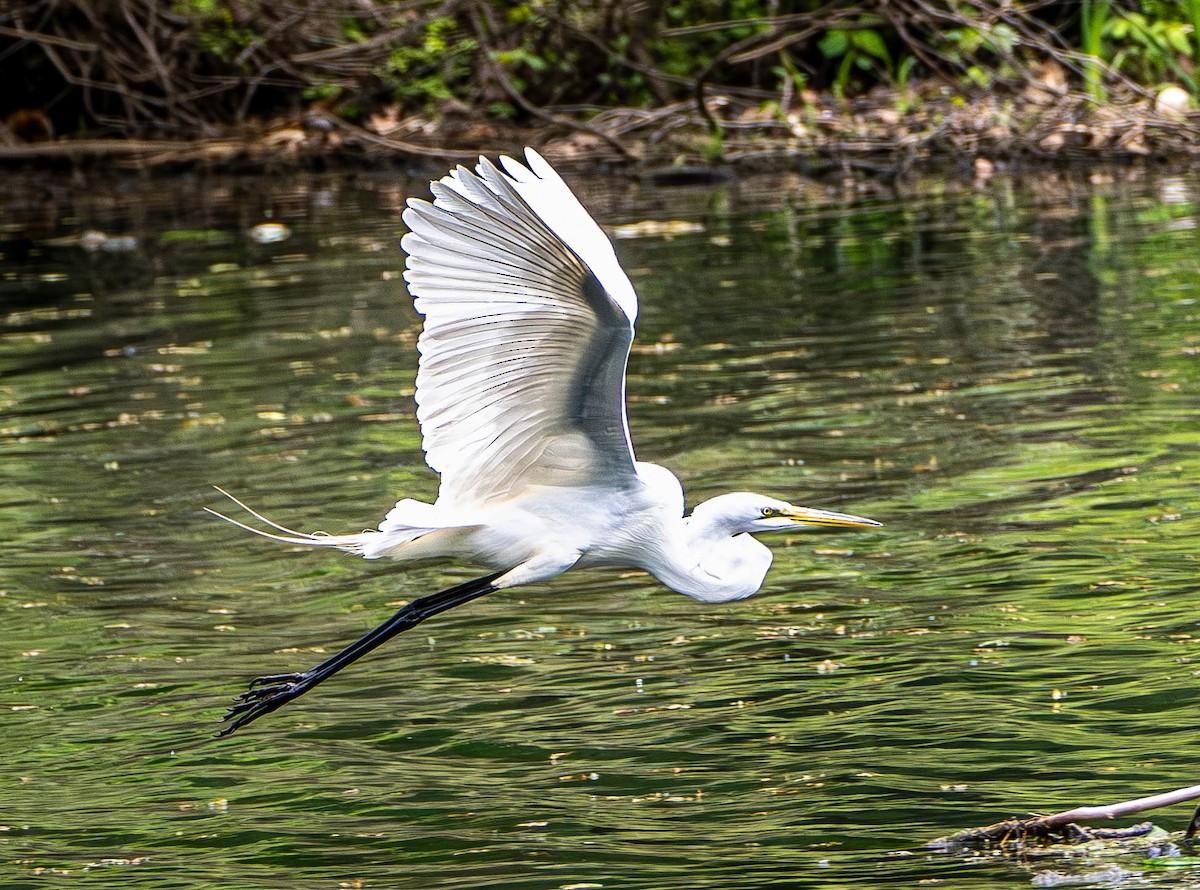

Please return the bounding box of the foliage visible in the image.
[1080,0,1112,102]
[1,0,1199,139]
[817,19,894,99]
[173,0,256,63]
[1105,9,1194,86]
[380,16,478,111]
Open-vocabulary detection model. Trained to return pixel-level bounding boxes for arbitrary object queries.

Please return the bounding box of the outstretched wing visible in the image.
[401,149,640,508]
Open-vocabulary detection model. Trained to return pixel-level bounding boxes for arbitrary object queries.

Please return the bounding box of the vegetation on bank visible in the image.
[4,0,1200,167]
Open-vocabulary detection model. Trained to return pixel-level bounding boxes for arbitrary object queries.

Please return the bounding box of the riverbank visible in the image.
[3,79,1199,178]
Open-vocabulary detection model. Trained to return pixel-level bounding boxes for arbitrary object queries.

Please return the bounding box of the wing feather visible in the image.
[402,149,639,507]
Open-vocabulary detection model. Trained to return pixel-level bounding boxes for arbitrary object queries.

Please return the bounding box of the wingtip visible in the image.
[457,147,558,192]
[522,147,553,179]
[497,152,530,182]
[475,154,506,182]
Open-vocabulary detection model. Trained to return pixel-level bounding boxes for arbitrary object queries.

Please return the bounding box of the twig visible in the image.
[464,4,634,160]
[0,139,209,159]
[1038,784,1200,826]
[663,10,850,38]
[290,0,463,65]
[691,1,854,140]
[930,783,1200,849]
[325,117,496,159]
[0,23,96,51]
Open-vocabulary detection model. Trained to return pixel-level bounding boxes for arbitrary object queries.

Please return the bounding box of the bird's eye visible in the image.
[760,507,779,518]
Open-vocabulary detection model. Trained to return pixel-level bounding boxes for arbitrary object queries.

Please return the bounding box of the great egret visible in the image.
[210,149,880,736]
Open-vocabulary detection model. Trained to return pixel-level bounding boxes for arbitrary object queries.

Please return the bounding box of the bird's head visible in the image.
[689,492,881,536]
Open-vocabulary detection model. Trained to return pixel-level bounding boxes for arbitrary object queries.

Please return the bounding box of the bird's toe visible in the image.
[248,671,305,689]
[236,681,296,703]
[219,673,314,736]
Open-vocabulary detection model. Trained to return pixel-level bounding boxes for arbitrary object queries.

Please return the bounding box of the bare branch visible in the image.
[931,783,1200,849]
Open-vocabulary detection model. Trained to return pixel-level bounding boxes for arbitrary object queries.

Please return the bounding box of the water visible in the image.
[1,165,1198,888]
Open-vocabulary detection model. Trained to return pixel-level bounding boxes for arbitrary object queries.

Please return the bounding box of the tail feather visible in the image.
[210,486,311,537]
[205,488,476,560]
[203,506,374,555]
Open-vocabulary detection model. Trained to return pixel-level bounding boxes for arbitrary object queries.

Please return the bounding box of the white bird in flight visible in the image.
[211,149,880,736]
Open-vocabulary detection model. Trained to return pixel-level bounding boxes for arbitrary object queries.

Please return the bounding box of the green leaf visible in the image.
[1144,856,1200,868]
[819,30,850,59]
[851,29,892,66]
[966,65,992,88]
[1168,26,1193,56]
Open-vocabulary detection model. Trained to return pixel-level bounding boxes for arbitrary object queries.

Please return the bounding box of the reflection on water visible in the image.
[2,167,1199,888]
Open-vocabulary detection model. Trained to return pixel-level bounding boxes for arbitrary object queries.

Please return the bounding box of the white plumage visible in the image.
[406,152,637,508]
[210,149,880,736]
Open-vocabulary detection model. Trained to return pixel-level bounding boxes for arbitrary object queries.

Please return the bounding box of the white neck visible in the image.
[648,509,774,604]
[629,465,775,604]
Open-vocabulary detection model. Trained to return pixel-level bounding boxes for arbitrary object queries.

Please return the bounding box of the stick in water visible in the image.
[929,783,1200,848]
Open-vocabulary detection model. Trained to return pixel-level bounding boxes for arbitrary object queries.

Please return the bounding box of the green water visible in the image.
[1,166,1198,888]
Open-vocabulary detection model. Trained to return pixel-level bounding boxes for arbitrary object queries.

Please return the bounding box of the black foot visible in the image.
[215,573,504,738]
[218,672,314,737]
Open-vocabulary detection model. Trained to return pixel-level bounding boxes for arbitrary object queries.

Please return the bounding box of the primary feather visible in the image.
[403,150,638,509]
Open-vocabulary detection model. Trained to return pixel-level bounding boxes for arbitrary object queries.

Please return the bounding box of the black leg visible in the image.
[218,571,503,737]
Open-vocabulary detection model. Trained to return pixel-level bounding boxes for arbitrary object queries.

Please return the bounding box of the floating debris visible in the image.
[248,222,291,244]
[609,219,704,239]
[41,231,138,252]
[1155,85,1191,118]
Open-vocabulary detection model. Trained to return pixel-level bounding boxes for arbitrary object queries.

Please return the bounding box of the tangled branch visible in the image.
[2,0,1198,166]
[931,783,1200,850]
